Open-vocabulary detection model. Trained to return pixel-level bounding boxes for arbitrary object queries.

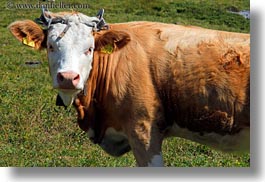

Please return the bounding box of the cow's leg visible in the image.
[128,120,164,167]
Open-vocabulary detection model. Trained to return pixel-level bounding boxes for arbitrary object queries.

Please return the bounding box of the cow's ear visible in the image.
[94,30,130,54]
[8,20,47,50]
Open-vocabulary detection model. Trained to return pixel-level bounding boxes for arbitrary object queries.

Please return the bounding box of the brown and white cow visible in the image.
[9,9,250,167]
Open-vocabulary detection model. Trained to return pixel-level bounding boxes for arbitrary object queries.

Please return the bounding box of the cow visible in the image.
[8,9,250,167]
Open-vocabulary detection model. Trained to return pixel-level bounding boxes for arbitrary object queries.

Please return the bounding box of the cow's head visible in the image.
[9,8,108,106]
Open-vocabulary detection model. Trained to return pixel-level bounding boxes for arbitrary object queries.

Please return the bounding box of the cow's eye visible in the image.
[85,47,94,55]
[48,44,54,52]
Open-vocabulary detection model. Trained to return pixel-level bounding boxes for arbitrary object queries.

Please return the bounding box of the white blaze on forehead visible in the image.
[47,13,98,106]
[148,153,164,167]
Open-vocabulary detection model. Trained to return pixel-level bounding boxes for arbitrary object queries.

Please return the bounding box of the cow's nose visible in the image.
[57,71,80,89]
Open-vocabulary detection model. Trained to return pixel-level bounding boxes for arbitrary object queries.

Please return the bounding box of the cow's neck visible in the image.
[78,53,114,106]
[74,52,116,133]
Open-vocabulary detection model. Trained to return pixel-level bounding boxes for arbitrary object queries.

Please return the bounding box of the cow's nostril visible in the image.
[57,72,64,82]
[74,74,80,81]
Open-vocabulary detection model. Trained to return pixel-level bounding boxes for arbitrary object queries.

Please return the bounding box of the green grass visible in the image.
[0,0,250,167]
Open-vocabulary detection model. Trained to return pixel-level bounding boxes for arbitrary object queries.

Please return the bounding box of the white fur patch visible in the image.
[58,90,79,106]
[148,153,164,167]
[47,14,95,106]
[168,123,250,152]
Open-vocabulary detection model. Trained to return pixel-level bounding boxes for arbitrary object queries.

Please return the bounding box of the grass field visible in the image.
[0,0,250,167]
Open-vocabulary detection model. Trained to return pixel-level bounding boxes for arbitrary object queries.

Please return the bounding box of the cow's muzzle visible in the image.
[57,71,80,89]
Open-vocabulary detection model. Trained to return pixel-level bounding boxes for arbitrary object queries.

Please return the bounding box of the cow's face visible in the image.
[47,17,95,106]
[9,9,130,107]
[9,10,102,106]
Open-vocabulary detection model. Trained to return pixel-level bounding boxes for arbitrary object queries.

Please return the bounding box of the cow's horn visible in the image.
[35,6,52,27]
[96,9,104,19]
[95,9,109,31]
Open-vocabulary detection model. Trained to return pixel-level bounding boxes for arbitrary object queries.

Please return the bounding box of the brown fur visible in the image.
[74,22,249,166]
[9,18,250,166]
[86,22,249,133]
[8,20,46,49]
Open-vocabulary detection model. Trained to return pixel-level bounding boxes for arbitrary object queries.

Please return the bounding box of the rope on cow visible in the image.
[35,6,109,32]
